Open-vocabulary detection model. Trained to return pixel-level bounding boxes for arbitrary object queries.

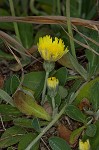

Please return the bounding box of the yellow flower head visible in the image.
[37,35,68,61]
[47,77,59,90]
[79,139,90,150]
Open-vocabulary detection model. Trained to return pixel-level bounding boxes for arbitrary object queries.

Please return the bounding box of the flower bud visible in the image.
[79,139,90,150]
[47,77,59,97]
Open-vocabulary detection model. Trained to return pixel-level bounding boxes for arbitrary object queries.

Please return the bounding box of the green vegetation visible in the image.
[0,0,99,150]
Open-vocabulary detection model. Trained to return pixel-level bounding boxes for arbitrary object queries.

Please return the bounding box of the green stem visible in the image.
[52,97,55,111]
[9,0,21,41]
[52,97,56,118]
[53,0,56,14]
[41,71,49,105]
[66,0,76,58]
[57,0,61,15]
[78,0,82,17]
[25,104,66,150]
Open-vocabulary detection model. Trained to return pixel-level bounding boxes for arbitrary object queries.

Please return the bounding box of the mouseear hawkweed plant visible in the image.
[37,35,68,104]
[0,0,99,150]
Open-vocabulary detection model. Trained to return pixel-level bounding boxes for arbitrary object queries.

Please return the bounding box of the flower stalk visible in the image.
[41,71,49,105]
[52,97,55,112]
[41,61,55,105]
[52,96,58,118]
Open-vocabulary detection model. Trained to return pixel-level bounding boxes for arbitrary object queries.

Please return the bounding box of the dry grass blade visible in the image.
[0,30,40,61]
[0,30,29,58]
[60,25,99,56]
[6,42,24,90]
[72,25,99,47]
[0,16,99,30]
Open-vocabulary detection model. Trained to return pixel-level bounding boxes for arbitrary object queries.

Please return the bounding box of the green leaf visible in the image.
[49,136,71,150]
[13,117,34,128]
[0,104,21,116]
[4,75,20,95]
[0,89,14,106]
[22,87,35,98]
[0,50,14,60]
[18,23,33,49]
[55,93,61,107]
[32,118,41,132]
[85,124,97,137]
[1,115,13,122]
[86,50,99,78]
[69,53,87,80]
[0,104,21,122]
[59,86,68,99]
[23,71,45,91]
[23,71,45,99]
[69,79,83,93]
[21,0,28,14]
[74,77,99,105]
[58,53,74,69]
[85,29,99,78]
[13,117,48,129]
[65,105,86,123]
[13,90,51,121]
[0,126,26,148]
[54,67,68,86]
[70,0,81,17]
[70,126,85,144]
[90,82,99,111]
[0,9,13,30]
[18,133,39,150]
[81,0,96,19]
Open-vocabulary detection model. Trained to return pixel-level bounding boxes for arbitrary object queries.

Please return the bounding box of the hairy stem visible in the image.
[41,71,49,104]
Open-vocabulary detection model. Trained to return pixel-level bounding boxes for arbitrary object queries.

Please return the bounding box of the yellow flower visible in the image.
[79,139,90,150]
[47,77,59,90]
[37,35,68,61]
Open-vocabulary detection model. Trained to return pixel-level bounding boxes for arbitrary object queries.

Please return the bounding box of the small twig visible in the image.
[41,138,51,150]
[65,116,71,126]
[0,114,6,131]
